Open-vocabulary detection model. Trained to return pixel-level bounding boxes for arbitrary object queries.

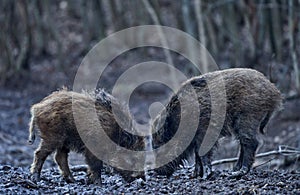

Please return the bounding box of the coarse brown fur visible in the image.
[152,68,283,178]
[28,89,144,184]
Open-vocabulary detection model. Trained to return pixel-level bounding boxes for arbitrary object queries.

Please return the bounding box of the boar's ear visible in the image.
[190,78,207,88]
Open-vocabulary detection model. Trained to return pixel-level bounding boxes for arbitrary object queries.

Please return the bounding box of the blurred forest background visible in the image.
[1,0,300,96]
[0,0,299,171]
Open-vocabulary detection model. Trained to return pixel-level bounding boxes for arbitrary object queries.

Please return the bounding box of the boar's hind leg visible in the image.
[85,150,103,185]
[55,147,75,183]
[232,118,259,177]
[30,141,55,182]
[239,135,258,174]
[233,145,244,171]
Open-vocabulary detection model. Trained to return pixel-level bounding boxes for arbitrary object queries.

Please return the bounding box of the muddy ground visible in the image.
[0,164,299,194]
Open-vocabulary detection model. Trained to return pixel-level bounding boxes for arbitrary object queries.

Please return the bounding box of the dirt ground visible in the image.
[0,164,299,194]
[0,69,299,194]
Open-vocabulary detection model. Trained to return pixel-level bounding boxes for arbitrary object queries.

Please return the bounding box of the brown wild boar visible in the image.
[152,68,282,178]
[28,89,144,184]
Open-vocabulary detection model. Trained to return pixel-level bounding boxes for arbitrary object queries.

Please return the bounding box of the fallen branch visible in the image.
[70,165,88,172]
[253,157,277,169]
[44,164,88,173]
[212,145,300,166]
[53,145,300,173]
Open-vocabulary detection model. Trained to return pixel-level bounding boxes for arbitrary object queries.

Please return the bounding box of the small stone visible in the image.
[116,181,122,187]
[276,182,285,187]
[1,165,12,172]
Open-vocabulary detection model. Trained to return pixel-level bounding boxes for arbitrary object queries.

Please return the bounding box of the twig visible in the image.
[212,156,239,166]
[212,145,300,166]
[285,93,300,101]
[54,146,300,173]
[44,165,87,173]
[70,165,88,172]
[253,157,277,169]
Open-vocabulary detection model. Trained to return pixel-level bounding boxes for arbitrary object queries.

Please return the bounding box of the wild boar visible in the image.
[151,68,283,178]
[28,89,144,184]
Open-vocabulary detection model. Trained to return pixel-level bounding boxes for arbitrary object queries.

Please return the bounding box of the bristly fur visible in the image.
[28,88,144,184]
[152,68,283,177]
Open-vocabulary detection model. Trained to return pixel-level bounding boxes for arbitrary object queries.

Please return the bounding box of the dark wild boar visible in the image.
[28,89,144,184]
[152,68,282,178]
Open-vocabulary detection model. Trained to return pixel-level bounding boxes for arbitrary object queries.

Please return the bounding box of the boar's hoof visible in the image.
[86,176,102,185]
[232,165,240,172]
[140,174,146,181]
[31,173,40,183]
[192,171,204,179]
[64,176,76,183]
[203,170,216,180]
[228,166,249,178]
[122,172,145,183]
[122,176,135,183]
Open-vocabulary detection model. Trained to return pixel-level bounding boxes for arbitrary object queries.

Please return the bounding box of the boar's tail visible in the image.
[259,112,272,134]
[28,108,36,145]
[260,96,283,134]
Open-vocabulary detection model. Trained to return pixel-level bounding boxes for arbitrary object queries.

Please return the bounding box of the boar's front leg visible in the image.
[55,147,75,183]
[193,148,203,178]
[85,150,103,185]
[30,140,55,182]
[201,150,214,179]
[194,145,215,180]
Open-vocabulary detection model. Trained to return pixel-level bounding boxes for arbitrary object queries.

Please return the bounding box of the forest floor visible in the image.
[0,77,299,194]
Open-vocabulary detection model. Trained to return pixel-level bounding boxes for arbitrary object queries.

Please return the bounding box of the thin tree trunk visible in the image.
[141,0,175,69]
[288,0,299,91]
[181,0,199,75]
[194,0,208,73]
